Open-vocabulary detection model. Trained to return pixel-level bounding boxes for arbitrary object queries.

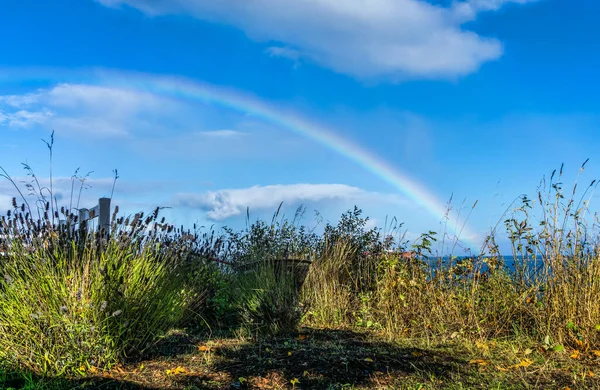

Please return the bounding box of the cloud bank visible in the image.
[97,0,536,80]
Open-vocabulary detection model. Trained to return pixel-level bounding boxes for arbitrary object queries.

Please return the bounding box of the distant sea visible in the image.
[431,255,546,272]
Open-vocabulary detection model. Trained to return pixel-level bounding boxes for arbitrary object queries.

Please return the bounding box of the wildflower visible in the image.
[112,310,122,317]
[100,301,107,311]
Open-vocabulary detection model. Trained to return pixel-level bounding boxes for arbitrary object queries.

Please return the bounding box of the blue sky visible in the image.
[0,0,598,254]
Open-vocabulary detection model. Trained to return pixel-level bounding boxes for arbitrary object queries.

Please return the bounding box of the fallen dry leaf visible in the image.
[166,366,187,376]
[570,350,581,359]
[512,358,534,368]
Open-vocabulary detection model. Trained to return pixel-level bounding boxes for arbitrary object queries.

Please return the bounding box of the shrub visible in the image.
[231,260,305,335]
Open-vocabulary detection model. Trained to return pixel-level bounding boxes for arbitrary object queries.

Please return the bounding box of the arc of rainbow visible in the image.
[108,74,480,251]
[127,75,480,251]
[2,69,481,250]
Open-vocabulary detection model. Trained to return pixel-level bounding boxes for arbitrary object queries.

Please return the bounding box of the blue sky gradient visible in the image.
[0,0,598,254]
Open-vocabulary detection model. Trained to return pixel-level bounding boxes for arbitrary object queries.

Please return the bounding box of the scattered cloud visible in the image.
[0,76,327,160]
[97,0,536,80]
[0,83,187,137]
[174,183,407,221]
[196,129,245,138]
[0,93,42,108]
[0,108,53,128]
[265,46,302,62]
[454,0,535,19]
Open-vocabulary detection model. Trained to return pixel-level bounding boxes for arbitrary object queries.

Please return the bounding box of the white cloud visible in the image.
[174,183,407,221]
[0,83,182,137]
[46,84,163,114]
[0,108,53,128]
[196,129,244,138]
[97,0,535,80]
[0,93,42,108]
[454,0,534,18]
[0,77,321,159]
[266,46,302,62]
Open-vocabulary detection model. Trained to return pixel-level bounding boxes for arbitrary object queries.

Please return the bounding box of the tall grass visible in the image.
[0,201,224,376]
[301,161,600,350]
[506,161,600,347]
[187,164,600,350]
[3,137,600,382]
[0,136,223,375]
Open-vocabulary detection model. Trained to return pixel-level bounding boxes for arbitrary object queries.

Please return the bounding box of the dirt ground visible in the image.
[3,328,600,389]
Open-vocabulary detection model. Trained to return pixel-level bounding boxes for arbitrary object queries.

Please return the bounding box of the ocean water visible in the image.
[427,255,542,272]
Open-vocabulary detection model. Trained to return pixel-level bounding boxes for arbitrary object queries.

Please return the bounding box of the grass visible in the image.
[2,139,600,388]
[0,212,216,376]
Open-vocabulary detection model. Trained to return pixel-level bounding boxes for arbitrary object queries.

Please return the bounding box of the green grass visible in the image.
[2,141,600,388]
[0,220,216,377]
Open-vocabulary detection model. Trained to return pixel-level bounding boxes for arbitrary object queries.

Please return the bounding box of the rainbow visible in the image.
[113,73,480,251]
[3,69,481,251]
